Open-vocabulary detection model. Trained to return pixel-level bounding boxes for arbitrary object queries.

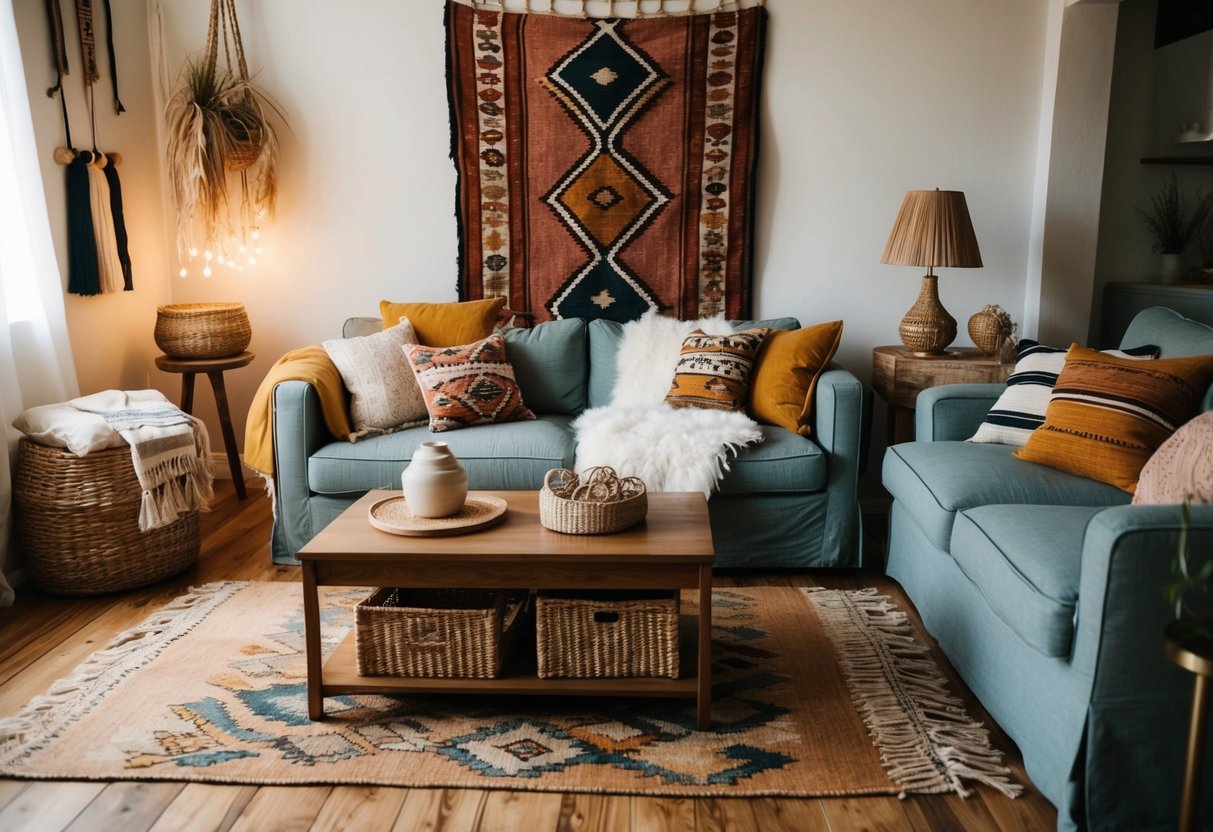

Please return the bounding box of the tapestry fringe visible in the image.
[803,588,1024,800]
[0,582,244,764]
[453,0,763,19]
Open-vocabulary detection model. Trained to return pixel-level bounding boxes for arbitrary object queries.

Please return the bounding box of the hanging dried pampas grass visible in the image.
[164,0,283,270]
[165,58,281,259]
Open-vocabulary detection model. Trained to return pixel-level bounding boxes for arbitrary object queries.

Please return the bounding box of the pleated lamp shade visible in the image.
[881,189,983,355]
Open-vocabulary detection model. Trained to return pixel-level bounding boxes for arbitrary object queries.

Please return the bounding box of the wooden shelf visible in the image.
[321,613,700,698]
[1140,157,1213,165]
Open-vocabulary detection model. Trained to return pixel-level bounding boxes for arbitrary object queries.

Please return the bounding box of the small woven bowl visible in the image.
[539,468,647,535]
[154,302,252,359]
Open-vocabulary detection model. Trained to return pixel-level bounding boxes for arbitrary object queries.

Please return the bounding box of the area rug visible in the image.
[446,0,765,323]
[0,583,1020,798]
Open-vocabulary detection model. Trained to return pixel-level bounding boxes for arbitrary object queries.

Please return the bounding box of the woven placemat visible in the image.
[368,495,508,537]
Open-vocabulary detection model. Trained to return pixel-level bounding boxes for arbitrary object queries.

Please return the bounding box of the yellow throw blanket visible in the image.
[243,346,352,477]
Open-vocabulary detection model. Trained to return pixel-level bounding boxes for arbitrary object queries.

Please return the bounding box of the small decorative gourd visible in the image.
[967,305,1013,356]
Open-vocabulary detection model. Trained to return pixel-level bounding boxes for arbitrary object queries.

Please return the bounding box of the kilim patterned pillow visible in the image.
[405,334,536,432]
[969,338,1159,447]
[665,327,770,412]
[1014,345,1213,492]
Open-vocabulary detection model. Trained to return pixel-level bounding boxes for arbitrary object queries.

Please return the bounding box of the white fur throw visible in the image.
[611,309,735,407]
[575,311,764,495]
[573,404,763,496]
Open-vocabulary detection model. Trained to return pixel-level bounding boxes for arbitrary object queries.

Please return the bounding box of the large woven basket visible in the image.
[536,590,680,679]
[154,302,252,360]
[539,468,647,535]
[12,439,200,596]
[355,588,526,678]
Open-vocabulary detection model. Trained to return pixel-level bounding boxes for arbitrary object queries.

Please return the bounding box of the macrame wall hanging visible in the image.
[47,0,133,296]
[163,0,282,278]
[447,0,766,323]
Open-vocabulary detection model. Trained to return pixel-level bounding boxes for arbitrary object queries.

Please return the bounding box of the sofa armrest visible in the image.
[1070,504,1213,826]
[913,383,1003,442]
[270,380,337,562]
[811,363,868,565]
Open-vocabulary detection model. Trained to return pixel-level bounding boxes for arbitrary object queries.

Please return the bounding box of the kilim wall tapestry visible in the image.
[446,0,766,323]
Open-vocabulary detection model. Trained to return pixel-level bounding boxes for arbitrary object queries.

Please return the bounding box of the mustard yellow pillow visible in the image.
[1013,345,1213,492]
[379,297,506,347]
[748,320,844,436]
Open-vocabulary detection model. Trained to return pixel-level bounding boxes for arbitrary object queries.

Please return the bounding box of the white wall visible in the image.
[16,0,1058,483]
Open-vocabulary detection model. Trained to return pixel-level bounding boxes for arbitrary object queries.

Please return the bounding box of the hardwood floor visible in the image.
[0,480,1058,831]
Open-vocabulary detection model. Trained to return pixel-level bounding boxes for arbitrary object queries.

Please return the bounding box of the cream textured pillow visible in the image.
[13,403,126,455]
[322,319,427,439]
[1132,411,1213,505]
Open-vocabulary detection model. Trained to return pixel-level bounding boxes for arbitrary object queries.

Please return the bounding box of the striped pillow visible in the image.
[968,339,1158,446]
[665,327,770,412]
[1013,346,1213,492]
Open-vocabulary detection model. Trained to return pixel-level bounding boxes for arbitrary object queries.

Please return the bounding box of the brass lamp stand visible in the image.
[1165,619,1213,832]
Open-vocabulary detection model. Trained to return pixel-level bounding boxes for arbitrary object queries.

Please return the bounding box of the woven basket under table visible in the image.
[12,438,200,595]
[536,590,680,679]
[355,588,526,678]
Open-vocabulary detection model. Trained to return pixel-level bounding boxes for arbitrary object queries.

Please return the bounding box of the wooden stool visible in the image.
[155,351,254,500]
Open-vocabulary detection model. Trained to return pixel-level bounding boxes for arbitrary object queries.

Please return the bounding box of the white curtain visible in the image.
[0,2,80,605]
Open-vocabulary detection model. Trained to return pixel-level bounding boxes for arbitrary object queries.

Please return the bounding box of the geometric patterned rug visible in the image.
[0,583,1019,798]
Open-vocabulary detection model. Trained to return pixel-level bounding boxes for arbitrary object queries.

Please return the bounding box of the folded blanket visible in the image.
[243,346,353,479]
[71,390,214,531]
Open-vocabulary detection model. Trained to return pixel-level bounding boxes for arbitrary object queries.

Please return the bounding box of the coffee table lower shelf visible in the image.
[320,614,701,699]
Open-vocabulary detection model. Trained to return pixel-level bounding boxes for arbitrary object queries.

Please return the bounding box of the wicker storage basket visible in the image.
[539,468,647,535]
[355,588,526,678]
[154,302,252,360]
[12,438,200,595]
[536,590,680,679]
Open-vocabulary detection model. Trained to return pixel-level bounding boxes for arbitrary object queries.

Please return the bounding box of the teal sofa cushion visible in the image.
[950,504,1102,658]
[882,441,1129,551]
[308,416,576,494]
[502,318,587,415]
[718,425,825,494]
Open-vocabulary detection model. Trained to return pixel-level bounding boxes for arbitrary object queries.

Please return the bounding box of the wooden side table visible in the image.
[155,351,255,500]
[872,345,1013,445]
[1164,620,1213,832]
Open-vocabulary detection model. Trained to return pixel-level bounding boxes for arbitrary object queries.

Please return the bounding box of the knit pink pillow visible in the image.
[1132,411,1213,505]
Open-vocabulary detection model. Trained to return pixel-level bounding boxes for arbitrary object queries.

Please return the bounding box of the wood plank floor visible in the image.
[0,480,1058,831]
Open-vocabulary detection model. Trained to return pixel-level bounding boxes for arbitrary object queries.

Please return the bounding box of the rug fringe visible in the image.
[0,582,244,763]
[803,587,1023,800]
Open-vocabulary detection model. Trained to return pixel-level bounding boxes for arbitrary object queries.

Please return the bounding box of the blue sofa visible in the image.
[268,315,867,568]
[883,306,1213,831]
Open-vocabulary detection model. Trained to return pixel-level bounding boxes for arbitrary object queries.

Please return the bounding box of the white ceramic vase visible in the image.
[402,441,468,518]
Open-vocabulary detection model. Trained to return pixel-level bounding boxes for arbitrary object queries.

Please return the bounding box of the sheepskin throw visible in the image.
[445,1,767,322]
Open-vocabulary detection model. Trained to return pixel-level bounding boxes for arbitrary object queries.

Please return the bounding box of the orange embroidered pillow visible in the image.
[380,297,506,348]
[665,327,769,412]
[749,320,843,436]
[1013,345,1213,492]
[405,334,536,432]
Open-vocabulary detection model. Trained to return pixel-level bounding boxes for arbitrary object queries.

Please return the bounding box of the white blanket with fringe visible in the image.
[70,390,214,531]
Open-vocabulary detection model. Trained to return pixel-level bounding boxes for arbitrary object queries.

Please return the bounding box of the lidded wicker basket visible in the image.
[539,467,647,535]
[154,302,252,359]
[12,438,200,595]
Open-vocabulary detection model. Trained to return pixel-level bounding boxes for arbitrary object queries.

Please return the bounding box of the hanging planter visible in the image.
[165,0,282,274]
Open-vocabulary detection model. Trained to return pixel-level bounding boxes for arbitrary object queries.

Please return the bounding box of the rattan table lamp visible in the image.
[881,189,983,355]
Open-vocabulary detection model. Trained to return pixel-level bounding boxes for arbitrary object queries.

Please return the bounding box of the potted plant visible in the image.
[1137,173,1212,283]
[164,0,281,274]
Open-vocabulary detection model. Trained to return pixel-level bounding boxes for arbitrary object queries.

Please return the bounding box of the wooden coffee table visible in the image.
[297,489,717,729]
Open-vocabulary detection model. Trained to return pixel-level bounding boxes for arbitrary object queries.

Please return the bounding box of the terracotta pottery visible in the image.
[402,441,468,518]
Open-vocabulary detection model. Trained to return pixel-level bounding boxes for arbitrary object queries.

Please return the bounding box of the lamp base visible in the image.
[899,275,957,355]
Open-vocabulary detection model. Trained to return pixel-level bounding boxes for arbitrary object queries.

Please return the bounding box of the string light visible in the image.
[176,228,270,277]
